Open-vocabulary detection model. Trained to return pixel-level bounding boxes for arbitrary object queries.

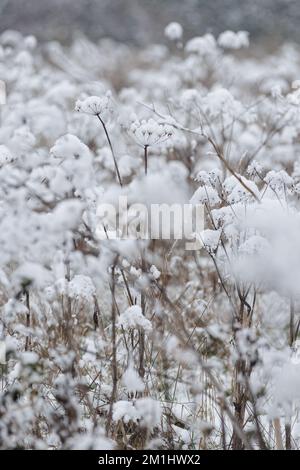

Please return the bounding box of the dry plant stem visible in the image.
[154,279,253,449]
[295,316,300,340]
[284,297,296,449]
[209,253,237,319]
[139,254,146,378]
[289,297,295,347]
[94,296,107,340]
[96,114,123,187]
[274,418,284,450]
[206,136,260,202]
[232,360,247,449]
[220,408,227,450]
[120,268,134,306]
[233,333,268,450]
[285,423,292,450]
[231,302,251,449]
[204,202,265,447]
[200,357,253,449]
[140,101,260,202]
[287,298,296,448]
[139,145,148,377]
[106,260,118,435]
[244,373,268,449]
[65,262,73,348]
[144,145,148,175]
[25,289,30,351]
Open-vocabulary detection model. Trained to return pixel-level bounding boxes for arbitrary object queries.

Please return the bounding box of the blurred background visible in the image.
[0,0,299,45]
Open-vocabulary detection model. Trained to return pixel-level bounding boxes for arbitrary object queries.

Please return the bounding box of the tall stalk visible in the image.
[97,114,123,187]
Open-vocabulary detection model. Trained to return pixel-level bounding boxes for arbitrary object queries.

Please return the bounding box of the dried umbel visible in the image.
[128,118,174,148]
[128,118,174,175]
[75,92,112,117]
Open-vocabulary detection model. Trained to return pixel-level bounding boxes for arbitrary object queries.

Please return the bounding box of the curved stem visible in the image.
[97,114,122,187]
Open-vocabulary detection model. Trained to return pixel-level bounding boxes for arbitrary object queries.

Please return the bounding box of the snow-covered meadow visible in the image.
[1,25,300,449]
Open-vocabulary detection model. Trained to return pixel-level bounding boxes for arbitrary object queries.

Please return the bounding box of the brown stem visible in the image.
[139,102,260,202]
[289,297,295,347]
[25,290,30,351]
[144,145,148,175]
[274,418,284,450]
[106,260,118,435]
[154,279,253,449]
[94,296,106,340]
[206,136,260,203]
[285,422,292,450]
[139,254,146,378]
[220,407,227,450]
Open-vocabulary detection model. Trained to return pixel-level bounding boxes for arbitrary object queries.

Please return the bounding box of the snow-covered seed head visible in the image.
[164,22,183,42]
[128,118,174,147]
[75,91,112,116]
[217,30,249,49]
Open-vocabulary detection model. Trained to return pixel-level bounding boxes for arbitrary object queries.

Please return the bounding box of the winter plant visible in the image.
[0,25,300,450]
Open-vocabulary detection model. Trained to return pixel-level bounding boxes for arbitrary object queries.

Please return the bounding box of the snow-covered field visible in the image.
[1,26,300,450]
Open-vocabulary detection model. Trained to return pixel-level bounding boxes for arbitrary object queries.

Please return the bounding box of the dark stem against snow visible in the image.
[25,290,30,352]
[144,145,148,175]
[106,259,119,435]
[96,114,123,187]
